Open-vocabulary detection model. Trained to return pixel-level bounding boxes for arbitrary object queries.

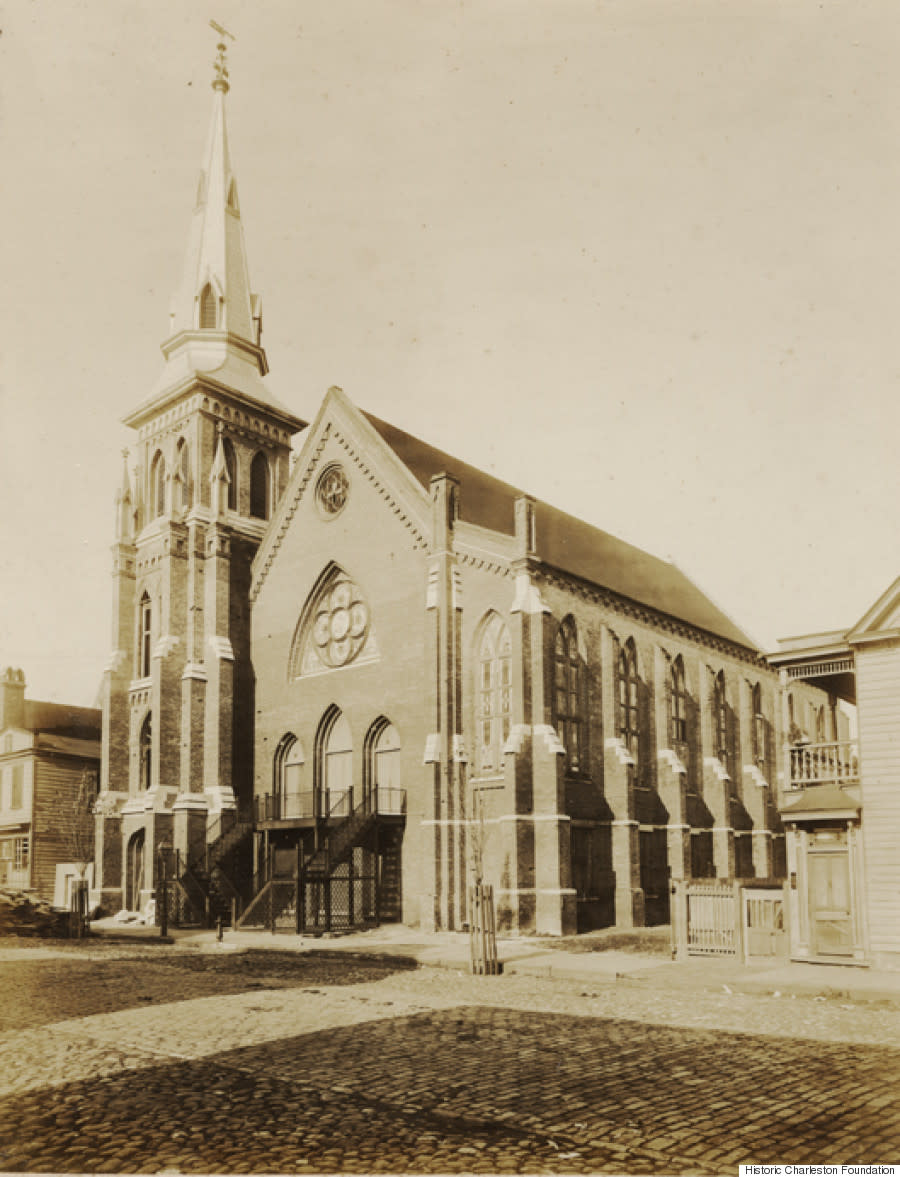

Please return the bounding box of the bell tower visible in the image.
[95,33,307,913]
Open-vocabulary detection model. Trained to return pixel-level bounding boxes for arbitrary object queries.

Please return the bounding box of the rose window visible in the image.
[311,577,369,667]
[316,464,349,517]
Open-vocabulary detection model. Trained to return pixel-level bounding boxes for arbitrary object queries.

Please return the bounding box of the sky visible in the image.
[2,0,899,706]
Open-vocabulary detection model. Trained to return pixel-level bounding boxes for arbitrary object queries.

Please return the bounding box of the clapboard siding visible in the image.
[32,756,97,902]
[856,645,900,954]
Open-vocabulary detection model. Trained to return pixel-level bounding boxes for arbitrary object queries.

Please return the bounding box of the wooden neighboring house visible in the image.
[0,668,101,903]
[770,579,900,969]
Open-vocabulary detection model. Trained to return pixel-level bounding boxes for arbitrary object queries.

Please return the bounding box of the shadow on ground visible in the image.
[0,951,418,1032]
[1,1004,897,1174]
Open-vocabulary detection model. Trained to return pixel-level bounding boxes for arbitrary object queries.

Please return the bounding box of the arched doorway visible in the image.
[273,734,308,820]
[365,720,401,810]
[317,709,353,818]
[126,829,146,912]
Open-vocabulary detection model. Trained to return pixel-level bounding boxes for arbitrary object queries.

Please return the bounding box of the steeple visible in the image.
[166,32,261,353]
[121,29,306,431]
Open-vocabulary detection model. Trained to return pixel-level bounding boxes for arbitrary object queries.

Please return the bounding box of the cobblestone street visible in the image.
[1,941,899,1174]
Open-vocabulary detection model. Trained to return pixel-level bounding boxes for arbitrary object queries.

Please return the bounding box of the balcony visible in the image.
[787,741,859,790]
[254,787,406,825]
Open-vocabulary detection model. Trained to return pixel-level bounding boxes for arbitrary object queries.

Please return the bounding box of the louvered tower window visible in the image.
[199,284,218,329]
[150,452,166,518]
[222,438,238,512]
[250,451,270,519]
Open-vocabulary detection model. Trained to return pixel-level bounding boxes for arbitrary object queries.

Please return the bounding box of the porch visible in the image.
[241,787,407,934]
[254,786,406,828]
[785,739,859,791]
[769,633,866,963]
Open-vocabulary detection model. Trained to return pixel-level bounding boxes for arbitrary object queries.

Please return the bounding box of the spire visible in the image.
[164,27,265,369]
[124,30,307,439]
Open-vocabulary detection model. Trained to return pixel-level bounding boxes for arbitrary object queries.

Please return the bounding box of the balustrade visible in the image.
[254,786,407,822]
[788,740,859,788]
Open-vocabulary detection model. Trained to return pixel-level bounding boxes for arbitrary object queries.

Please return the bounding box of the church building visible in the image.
[94,44,825,936]
[93,42,305,915]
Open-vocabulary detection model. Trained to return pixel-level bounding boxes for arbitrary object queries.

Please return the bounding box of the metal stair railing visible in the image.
[172,849,208,926]
[174,813,254,926]
[236,847,297,930]
[238,787,407,933]
[303,791,377,879]
[255,790,317,822]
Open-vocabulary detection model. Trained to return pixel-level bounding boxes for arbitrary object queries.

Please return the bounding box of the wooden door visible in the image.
[743,888,787,959]
[126,831,145,912]
[808,851,853,957]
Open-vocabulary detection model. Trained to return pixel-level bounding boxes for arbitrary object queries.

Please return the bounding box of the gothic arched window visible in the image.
[199,283,218,329]
[150,451,166,518]
[222,438,237,512]
[289,565,378,678]
[713,670,731,775]
[139,712,152,791]
[669,655,687,747]
[554,616,583,774]
[617,638,640,767]
[751,682,766,766]
[249,451,270,520]
[475,613,511,775]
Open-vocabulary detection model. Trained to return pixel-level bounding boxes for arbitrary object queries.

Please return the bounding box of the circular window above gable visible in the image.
[316,464,349,518]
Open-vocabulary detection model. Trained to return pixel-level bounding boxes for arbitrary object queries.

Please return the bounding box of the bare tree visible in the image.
[63,768,97,934]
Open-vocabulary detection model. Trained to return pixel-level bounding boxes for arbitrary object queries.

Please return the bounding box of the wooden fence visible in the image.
[671,879,789,962]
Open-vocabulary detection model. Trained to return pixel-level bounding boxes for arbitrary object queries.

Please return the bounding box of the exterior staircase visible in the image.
[303,791,379,881]
[237,790,392,932]
[174,814,254,926]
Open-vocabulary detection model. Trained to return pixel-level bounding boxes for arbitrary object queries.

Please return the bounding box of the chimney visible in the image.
[0,668,26,731]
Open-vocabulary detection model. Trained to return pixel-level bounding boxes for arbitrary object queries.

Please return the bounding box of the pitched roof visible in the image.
[363,411,759,652]
[23,701,101,743]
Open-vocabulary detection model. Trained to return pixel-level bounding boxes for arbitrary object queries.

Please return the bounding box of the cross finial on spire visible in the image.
[210,20,235,93]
